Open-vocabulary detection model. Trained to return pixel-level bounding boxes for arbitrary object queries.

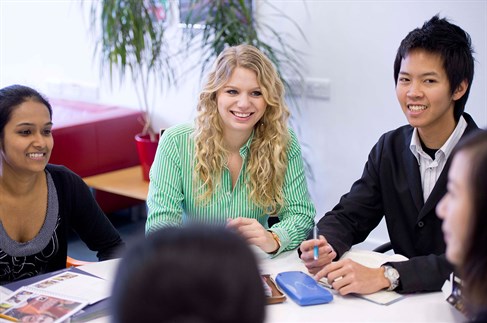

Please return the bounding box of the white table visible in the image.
[79,249,464,322]
[257,249,464,322]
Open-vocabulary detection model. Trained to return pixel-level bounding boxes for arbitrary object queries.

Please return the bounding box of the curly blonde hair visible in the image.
[193,44,290,215]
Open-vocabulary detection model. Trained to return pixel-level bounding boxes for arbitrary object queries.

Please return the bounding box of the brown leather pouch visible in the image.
[262,274,286,304]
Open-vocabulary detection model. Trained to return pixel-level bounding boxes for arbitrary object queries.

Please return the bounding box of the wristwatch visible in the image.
[382,265,400,291]
[268,231,281,254]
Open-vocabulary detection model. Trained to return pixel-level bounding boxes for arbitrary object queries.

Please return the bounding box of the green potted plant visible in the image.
[90,0,306,180]
[180,0,306,98]
[89,0,176,180]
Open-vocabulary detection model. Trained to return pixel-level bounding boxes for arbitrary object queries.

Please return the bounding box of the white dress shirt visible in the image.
[409,116,467,203]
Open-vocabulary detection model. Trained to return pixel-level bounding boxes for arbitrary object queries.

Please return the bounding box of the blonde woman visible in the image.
[146,44,315,255]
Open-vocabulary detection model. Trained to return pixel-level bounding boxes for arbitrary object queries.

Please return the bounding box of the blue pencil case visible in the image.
[275,271,333,306]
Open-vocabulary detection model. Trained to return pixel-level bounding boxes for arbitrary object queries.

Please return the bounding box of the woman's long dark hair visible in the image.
[453,130,487,317]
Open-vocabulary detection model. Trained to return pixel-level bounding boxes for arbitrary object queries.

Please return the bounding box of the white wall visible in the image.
[1,0,486,248]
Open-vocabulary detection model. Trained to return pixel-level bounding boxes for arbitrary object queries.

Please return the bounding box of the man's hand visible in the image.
[299,236,337,274]
[315,258,390,295]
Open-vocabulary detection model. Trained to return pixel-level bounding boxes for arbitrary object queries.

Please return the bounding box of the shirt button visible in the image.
[418,221,424,228]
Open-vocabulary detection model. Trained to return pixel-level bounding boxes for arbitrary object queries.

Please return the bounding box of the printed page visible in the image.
[28,271,111,305]
[0,286,11,305]
[0,286,87,323]
[341,249,408,267]
[354,289,405,305]
[76,258,120,282]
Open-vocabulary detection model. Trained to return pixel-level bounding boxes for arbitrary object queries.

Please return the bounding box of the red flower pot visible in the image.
[135,133,159,181]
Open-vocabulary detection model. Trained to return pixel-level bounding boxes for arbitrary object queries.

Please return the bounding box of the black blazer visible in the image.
[316,113,479,293]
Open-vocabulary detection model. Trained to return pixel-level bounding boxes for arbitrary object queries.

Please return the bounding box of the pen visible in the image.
[0,313,19,322]
[313,225,319,260]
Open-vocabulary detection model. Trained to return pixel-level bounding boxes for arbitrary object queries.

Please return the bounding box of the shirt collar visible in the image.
[239,130,255,157]
[409,115,468,162]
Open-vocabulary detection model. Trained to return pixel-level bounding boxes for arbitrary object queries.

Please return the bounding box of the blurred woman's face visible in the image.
[436,151,473,265]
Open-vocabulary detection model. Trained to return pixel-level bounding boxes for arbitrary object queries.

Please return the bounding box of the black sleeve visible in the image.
[387,254,453,293]
[315,136,386,258]
[52,165,125,260]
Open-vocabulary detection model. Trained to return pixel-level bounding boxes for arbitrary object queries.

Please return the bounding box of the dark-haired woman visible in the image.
[0,84,124,284]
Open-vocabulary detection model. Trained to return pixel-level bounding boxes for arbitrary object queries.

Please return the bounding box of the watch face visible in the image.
[387,267,399,280]
[384,266,399,290]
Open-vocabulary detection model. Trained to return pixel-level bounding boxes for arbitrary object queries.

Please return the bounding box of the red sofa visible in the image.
[49,98,144,213]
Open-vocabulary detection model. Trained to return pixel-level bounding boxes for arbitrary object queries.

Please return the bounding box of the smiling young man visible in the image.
[299,15,479,295]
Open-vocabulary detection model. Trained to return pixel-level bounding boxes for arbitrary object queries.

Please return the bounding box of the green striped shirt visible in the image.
[145,123,315,254]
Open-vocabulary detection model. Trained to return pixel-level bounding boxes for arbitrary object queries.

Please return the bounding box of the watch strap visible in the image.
[268,230,281,254]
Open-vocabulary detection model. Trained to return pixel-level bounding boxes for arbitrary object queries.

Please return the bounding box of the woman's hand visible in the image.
[226,217,278,253]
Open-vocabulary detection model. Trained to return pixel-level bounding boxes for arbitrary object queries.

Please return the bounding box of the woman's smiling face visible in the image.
[216,67,267,139]
[1,100,53,175]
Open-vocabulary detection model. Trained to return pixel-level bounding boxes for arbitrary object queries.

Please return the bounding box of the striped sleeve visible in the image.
[270,129,316,254]
[145,124,191,234]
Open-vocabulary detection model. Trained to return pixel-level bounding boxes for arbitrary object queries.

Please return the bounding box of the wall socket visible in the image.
[286,77,331,100]
[305,78,331,100]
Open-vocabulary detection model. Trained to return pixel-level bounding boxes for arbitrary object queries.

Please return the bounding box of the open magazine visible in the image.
[0,286,87,323]
[318,249,408,305]
[0,270,112,322]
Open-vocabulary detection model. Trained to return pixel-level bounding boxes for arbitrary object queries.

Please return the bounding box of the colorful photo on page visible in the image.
[2,288,87,323]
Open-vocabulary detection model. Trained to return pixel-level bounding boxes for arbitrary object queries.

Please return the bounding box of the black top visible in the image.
[0,164,124,284]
